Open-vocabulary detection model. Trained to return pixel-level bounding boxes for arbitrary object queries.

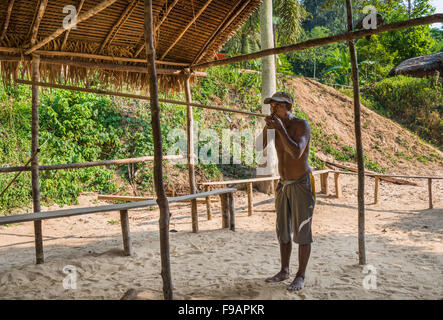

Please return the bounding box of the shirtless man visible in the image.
[257,92,315,292]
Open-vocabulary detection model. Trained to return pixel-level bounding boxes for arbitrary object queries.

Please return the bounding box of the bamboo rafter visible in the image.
[61,0,86,51]
[192,0,250,65]
[0,0,15,41]
[29,0,48,45]
[160,0,214,60]
[134,0,181,58]
[24,0,120,55]
[99,0,140,53]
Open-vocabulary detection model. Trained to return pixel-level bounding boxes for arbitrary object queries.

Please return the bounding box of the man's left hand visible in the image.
[266,114,284,131]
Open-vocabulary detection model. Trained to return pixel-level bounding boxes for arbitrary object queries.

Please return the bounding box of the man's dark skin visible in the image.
[257,100,312,291]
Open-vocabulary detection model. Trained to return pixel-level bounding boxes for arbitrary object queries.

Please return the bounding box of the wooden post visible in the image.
[31,55,44,265]
[184,73,198,233]
[428,178,433,209]
[228,192,235,231]
[205,185,212,220]
[247,182,253,216]
[346,0,366,265]
[144,0,173,300]
[320,172,329,195]
[220,194,229,228]
[334,172,341,198]
[374,176,379,205]
[120,210,133,256]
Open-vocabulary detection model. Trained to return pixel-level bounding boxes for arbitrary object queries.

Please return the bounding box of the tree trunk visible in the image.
[258,0,278,193]
[143,0,173,300]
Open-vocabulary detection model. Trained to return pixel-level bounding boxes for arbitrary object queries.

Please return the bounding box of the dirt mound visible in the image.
[285,77,442,176]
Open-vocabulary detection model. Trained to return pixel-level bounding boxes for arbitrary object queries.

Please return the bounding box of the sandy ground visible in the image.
[0,173,442,300]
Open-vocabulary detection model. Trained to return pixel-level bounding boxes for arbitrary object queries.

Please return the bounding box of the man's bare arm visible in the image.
[255,124,272,152]
[275,120,310,159]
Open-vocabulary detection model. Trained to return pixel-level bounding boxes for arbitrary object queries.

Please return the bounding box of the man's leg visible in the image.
[288,243,311,291]
[265,241,292,282]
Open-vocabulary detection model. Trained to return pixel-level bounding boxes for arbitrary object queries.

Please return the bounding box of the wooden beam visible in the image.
[134,0,180,58]
[61,0,86,51]
[220,193,229,228]
[160,0,214,60]
[346,0,366,266]
[98,195,218,203]
[29,0,48,45]
[14,80,263,117]
[99,0,139,53]
[184,73,198,233]
[25,0,119,55]
[191,14,443,70]
[144,0,173,301]
[0,47,190,66]
[0,0,15,41]
[228,192,235,231]
[192,0,250,65]
[0,155,184,173]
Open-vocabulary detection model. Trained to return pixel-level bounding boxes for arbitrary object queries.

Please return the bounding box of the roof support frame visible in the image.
[60,0,86,51]
[0,0,15,41]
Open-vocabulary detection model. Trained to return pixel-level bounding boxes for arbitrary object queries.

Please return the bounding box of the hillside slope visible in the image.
[281,77,442,176]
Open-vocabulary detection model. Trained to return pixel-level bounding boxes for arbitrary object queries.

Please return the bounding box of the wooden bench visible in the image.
[0,188,236,262]
[199,170,329,218]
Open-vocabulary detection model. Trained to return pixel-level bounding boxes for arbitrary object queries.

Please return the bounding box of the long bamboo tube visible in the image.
[346,0,366,266]
[144,0,173,300]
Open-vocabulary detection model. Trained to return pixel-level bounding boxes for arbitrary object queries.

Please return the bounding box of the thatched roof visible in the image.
[0,0,262,91]
[388,52,443,79]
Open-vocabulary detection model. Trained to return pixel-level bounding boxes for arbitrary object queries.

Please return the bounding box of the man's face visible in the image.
[270,101,290,119]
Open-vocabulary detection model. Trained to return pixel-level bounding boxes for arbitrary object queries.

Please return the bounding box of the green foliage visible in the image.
[363,75,442,149]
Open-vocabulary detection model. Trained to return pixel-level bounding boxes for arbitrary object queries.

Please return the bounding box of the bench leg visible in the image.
[247,182,253,216]
[220,194,230,229]
[34,221,44,264]
[205,185,212,220]
[191,199,198,233]
[120,210,133,256]
[228,192,235,231]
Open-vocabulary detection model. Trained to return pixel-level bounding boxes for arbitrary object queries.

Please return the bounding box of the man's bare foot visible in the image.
[265,270,290,283]
[287,275,304,291]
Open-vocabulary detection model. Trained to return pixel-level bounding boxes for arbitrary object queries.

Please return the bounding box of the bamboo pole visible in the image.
[184,72,198,233]
[346,0,366,266]
[25,0,119,55]
[144,0,173,300]
[31,55,43,265]
[428,178,433,209]
[14,80,263,118]
[191,14,443,70]
[0,155,184,173]
[205,185,212,220]
[0,0,15,41]
[374,176,379,204]
[334,172,341,198]
[160,0,214,60]
[247,182,253,216]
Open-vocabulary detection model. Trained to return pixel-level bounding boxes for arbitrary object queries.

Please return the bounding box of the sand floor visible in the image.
[0,174,442,300]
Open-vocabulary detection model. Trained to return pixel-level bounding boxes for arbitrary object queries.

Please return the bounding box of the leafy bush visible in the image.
[363,75,442,149]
